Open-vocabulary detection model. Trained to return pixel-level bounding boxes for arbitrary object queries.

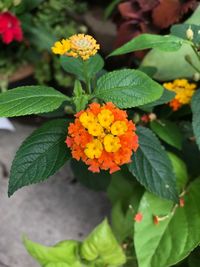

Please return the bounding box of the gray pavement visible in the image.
[0,121,109,267]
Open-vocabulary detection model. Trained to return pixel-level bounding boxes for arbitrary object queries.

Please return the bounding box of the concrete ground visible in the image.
[0,121,109,267]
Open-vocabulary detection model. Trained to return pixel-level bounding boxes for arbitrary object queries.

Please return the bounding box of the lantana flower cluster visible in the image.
[0,12,23,44]
[51,34,100,60]
[163,79,196,111]
[66,102,139,173]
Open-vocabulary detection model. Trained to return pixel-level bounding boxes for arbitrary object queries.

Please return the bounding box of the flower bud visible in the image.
[193,72,200,82]
[186,27,194,40]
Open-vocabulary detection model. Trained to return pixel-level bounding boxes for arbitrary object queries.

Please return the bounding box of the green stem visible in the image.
[0,79,8,93]
[191,44,200,62]
[83,60,91,94]
[185,55,200,73]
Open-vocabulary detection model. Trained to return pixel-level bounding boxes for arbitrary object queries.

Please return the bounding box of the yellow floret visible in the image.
[51,39,71,55]
[104,134,121,153]
[97,109,114,129]
[88,123,104,137]
[79,112,96,129]
[111,121,128,136]
[84,139,103,159]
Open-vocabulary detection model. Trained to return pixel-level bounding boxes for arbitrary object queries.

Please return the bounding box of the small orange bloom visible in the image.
[66,102,139,173]
[134,212,143,222]
[179,197,185,208]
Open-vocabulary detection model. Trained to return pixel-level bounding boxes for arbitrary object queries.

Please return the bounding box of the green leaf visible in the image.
[141,6,200,81]
[8,119,70,196]
[191,90,200,150]
[94,69,163,108]
[23,237,81,267]
[107,169,136,206]
[0,86,68,117]
[61,54,104,82]
[128,126,178,202]
[70,160,111,191]
[140,89,175,111]
[111,188,143,243]
[167,152,188,192]
[134,177,200,267]
[150,119,183,150]
[72,80,90,112]
[109,34,186,57]
[104,0,121,19]
[171,24,200,46]
[81,219,126,266]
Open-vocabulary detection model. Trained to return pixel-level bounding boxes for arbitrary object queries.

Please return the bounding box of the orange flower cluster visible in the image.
[66,102,139,174]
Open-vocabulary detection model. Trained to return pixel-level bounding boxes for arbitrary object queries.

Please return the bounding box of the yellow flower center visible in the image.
[98,109,114,129]
[104,134,121,153]
[84,139,103,159]
[88,123,104,137]
[111,121,128,136]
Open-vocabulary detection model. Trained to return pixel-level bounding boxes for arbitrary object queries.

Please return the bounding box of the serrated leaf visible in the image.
[0,86,68,117]
[94,69,163,108]
[81,219,126,266]
[150,119,183,150]
[23,237,81,267]
[191,90,200,150]
[70,160,111,191]
[61,54,104,82]
[109,34,186,57]
[128,126,178,202]
[134,177,200,267]
[8,119,70,196]
[140,89,175,111]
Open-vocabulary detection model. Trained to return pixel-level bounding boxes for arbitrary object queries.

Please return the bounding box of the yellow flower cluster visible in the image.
[79,109,127,159]
[51,34,100,60]
[163,79,197,111]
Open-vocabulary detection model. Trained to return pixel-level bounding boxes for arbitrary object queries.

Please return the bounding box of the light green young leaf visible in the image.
[191,90,200,150]
[150,119,183,150]
[8,119,70,196]
[128,126,178,202]
[109,34,186,57]
[94,69,163,108]
[61,54,104,82]
[81,219,126,266]
[167,152,188,192]
[141,6,200,81]
[23,237,81,267]
[73,80,90,112]
[134,177,200,267]
[0,86,69,117]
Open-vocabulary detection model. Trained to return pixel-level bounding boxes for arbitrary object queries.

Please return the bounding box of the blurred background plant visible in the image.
[0,0,87,91]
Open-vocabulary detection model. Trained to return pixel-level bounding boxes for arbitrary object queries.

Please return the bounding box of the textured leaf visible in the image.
[23,237,81,267]
[70,160,111,191]
[128,126,178,202]
[61,54,104,82]
[140,89,175,110]
[0,86,68,117]
[109,34,185,57]
[191,90,200,150]
[81,219,126,266]
[150,119,183,150]
[134,177,200,267]
[94,69,163,108]
[8,119,70,196]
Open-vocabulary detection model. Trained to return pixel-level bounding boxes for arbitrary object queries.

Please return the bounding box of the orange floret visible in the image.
[66,102,139,174]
